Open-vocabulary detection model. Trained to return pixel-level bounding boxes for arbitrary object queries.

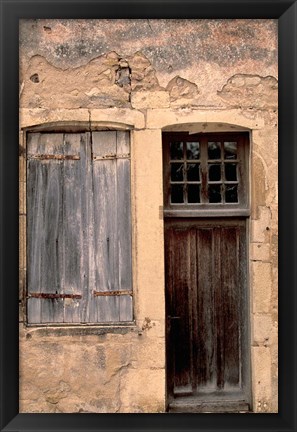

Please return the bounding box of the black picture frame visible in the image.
[1,1,296,431]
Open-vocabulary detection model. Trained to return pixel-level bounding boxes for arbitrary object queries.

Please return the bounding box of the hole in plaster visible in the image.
[30,74,40,83]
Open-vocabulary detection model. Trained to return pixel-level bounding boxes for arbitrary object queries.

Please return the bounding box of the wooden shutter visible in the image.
[89,131,133,322]
[27,131,133,324]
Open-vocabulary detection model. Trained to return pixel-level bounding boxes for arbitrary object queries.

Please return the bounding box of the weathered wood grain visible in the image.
[92,131,117,158]
[117,158,132,292]
[27,131,133,324]
[221,227,240,387]
[165,218,248,407]
[196,228,215,389]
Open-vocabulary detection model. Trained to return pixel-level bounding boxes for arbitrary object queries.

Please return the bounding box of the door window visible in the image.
[163,132,249,212]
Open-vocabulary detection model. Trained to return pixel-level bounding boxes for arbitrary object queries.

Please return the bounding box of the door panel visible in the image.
[165,218,249,408]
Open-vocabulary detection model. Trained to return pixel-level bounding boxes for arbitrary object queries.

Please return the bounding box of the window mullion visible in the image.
[200,138,208,204]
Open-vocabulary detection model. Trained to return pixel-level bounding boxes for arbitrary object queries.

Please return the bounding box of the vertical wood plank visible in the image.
[92,159,119,321]
[196,227,216,389]
[27,133,65,323]
[92,131,120,322]
[165,226,175,399]
[63,298,81,323]
[79,132,93,323]
[116,158,132,291]
[238,222,249,396]
[27,133,65,155]
[116,131,132,321]
[119,295,133,321]
[171,228,193,395]
[27,298,41,324]
[92,131,117,157]
[221,227,240,387]
[214,227,224,389]
[116,131,130,155]
[96,296,119,322]
[40,160,64,323]
[27,159,43,294]
[63,133,83,322]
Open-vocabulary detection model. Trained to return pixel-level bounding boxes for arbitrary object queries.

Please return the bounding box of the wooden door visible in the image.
[165,218,250,412]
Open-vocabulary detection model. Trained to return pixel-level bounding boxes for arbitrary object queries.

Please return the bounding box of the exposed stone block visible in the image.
[251,346,272,412]
[250,243,270,262]
[131,91,170,109]
[120,368,165,413]
[251,262,272,313]
[91,108,145,129]
[218,74,278,109]
[20,54,131,109]
[146,108,263,130]
[20,108,90,129]
[166,76,199,101]
[128,52,163,92]
[251,206,272,243]
[252,313,274,345]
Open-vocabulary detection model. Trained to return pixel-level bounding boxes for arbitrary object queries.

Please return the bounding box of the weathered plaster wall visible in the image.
[19,19,278,413]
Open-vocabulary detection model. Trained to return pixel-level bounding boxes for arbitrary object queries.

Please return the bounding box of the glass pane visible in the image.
[225,163,237,181]
[170,142,183,160]
[225,184,238,203]
[171,184,184,203]
[186,142,200,160]
[187,163,200,181]
[171,163,184,181]
[187,184,200,203]
[224,142,237,159]
[208,142,221,159]
[208,164,221,181]
[208,185,222,203]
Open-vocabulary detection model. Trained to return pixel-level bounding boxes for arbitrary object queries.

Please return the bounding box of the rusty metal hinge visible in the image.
[93,154,130,161]
[27,154,80,160]
[93,290,133,297]
[28,293,82,299]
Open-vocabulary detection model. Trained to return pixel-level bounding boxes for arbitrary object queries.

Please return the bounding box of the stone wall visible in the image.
[19,19,278,413]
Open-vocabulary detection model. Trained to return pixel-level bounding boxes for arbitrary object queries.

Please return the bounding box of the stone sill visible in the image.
[21,322,138,338]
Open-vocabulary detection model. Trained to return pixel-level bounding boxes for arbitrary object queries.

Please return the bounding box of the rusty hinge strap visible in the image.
[28,293,82,299]
[93,290,133,297]
[28,154,80,160]
[93,154,130,161]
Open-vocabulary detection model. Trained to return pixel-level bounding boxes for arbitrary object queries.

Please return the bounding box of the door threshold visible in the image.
[168,397,250,413]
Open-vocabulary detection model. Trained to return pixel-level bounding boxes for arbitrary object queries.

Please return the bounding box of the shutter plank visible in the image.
[119,295,133,321]
[40,161,63,295]
[27,158,44,296]
[63,298,81,323]
[79,133,94,323]
[41,298,64,323]
[92,131,116,158]
[92,159,119,321]
[27,133,65,324]
[116,131,130,156]
[27,133,65,156]
[63,134,84,323]
[116,158,132,291]
[40,160,64,323]
[96,296,120,323]
[117,131,133,321]
[27,298,41,324]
